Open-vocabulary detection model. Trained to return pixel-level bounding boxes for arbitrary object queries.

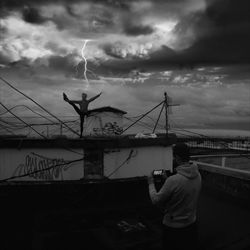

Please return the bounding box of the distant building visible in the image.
[84,106,127,136]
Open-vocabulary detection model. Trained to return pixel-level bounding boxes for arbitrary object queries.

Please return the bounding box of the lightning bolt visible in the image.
[74,39,104,91]
[75,39,99,89]
[74,39,91,88]
[81,39,90,86]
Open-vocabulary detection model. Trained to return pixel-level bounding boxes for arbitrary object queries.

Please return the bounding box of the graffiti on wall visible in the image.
[13,153,76,180]
[93,122,123,135]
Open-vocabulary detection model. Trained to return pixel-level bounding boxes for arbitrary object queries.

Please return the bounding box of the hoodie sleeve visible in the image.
[149,177,175,205]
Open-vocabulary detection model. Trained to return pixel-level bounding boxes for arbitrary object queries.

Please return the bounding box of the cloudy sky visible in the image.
[0,0,250,137]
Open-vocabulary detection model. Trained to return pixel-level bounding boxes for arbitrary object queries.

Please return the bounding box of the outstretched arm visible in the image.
[88,92,102,103]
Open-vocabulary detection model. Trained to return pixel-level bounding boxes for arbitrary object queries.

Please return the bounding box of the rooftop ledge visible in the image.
[195,161,250,181]
[0,133,176,149]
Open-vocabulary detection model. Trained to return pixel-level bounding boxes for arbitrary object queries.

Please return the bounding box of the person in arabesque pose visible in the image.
[63,92,102,138]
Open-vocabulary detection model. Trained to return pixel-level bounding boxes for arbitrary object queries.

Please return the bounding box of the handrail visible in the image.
[193,160,250,180]
[191,154,250,158]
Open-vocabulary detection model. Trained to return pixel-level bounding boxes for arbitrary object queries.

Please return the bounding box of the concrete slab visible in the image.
[198,185,250,250]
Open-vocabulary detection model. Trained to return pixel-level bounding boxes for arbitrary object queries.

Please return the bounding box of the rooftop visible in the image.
[1,170,250,250]
[0,133,176,149]
[87,106,127,115]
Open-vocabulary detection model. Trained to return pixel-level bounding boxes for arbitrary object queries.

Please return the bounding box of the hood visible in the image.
[176,162,200,179]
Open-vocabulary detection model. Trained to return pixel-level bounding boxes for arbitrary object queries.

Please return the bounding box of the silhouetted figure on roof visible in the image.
[63,92,102,138]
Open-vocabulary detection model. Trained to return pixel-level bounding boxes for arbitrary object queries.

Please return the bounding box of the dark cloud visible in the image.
[0,55,79,80]
[73,61,99,80]
[2,0,250,68]
[174,0,250,65]
[44,42,70,55]
[205,0,250,27]
[87,59,132,77]
[47,54,76,74]
[102,43,124,59]
[93,0,130,10]
[206,121,250,131]
[118,0,250,68]
[234,109,250,117]
[92,0,250,70]
[0,59,37,79]
[97,43,177,75]
[216,65,250,83]
[133,25,250,68]
[22,6,46,24]
[0,5,10,18]
[3,1,116,33]
[0,0,50,9]
[0,53,12,65]
[0,0,130,10]
[123,21,154,36]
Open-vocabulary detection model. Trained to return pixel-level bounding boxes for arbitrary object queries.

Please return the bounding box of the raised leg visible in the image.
[63,93,69,102]
[67,102,82,116]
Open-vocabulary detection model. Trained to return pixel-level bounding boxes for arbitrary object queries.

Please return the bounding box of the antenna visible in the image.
[164,92,180,136]
[168,96,173,114]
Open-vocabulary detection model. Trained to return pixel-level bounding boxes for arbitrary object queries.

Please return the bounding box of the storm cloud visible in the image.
[122,21,155,36]
[22,6,47,24]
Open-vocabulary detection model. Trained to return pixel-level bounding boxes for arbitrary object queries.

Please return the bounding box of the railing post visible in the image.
[222,157,226,167]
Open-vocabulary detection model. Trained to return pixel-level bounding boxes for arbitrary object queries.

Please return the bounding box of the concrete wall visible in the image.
[0,145,173,181]
[104,146,172,179]
[0,149,84,181]
[197,162,250,202]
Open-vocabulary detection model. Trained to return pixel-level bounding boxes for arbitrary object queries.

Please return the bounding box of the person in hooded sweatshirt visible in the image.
[148,143,202,250]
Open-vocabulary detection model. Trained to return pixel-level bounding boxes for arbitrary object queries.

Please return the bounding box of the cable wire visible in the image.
[124,117,155,131]
[0,123,16,135]
[121,100,165,134]
[153,102,165,133]
[0,104,55,123]
[106,149,136,178]
[0,76,80,137]
[0,101,47,139]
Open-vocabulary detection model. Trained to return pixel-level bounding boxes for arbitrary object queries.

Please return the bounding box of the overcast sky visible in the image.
[0,0,250,136]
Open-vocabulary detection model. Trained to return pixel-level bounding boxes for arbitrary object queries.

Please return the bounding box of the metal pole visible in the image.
[153,102,165,134]
[60,123,63,136]
[164,92,168,136]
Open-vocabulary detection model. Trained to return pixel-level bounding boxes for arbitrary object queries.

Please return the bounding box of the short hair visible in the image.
[173,143,190,161]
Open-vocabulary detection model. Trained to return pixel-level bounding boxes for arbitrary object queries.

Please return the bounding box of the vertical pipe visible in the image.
[60,123,62,136]
[222,157,226,167]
